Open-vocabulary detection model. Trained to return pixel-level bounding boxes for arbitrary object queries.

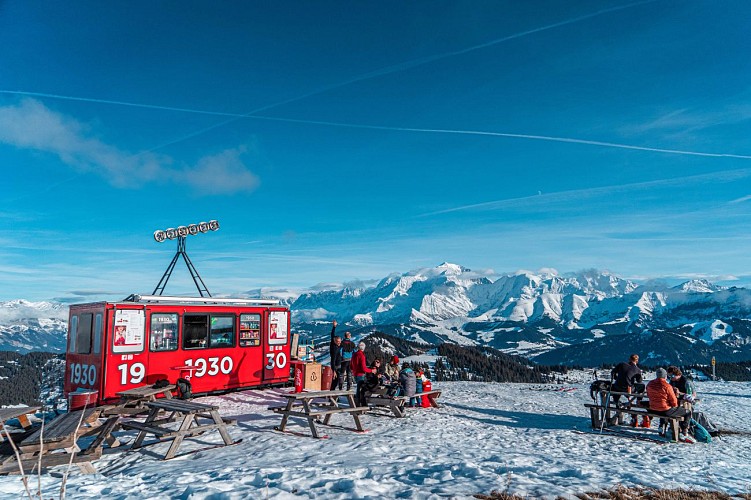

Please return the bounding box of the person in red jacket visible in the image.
[351,342,373,407]
[646,368,691,439]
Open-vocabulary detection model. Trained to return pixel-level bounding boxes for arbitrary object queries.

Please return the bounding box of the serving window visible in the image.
[183,314,235,349]
[239,314,261,347]
[150,313,179,352]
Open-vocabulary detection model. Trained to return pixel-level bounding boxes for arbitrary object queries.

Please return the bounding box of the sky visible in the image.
[2,1,751,302]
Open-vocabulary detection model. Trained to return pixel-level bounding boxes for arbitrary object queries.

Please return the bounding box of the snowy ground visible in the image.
[1,378,749,499]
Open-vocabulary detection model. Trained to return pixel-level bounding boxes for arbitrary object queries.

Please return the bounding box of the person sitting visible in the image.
[364,359,384,396]
[667,366,696,403]
[399,362,416,406]
[646,368,692,440]
[384,355,400,383]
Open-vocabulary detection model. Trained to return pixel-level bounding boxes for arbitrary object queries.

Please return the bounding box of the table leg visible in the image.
[132,407,160,449]
[164,413,194,460]
[209,410,233,445]
[392,401,405,418]
[427,394,440,408]
[301,400,320,438]
[322,396,340,425]
[277,399,295,432]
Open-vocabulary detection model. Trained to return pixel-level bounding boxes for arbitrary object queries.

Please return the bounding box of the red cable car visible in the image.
[64,294,291,405]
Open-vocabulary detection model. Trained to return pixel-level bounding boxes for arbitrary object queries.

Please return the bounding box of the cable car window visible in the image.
[76,313,93,354]
[93,313,103,354]
[68,315,78,353]
[210,316,235,348]
[239,314,261,347]
[183,315,208,349]
[150,313,179,352]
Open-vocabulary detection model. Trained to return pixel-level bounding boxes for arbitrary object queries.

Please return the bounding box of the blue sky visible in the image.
[2,0,751,302]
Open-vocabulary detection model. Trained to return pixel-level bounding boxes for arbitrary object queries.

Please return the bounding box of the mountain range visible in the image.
[2,263,751,365]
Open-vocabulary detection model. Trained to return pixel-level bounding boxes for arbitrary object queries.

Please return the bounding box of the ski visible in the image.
[273,426,330,439]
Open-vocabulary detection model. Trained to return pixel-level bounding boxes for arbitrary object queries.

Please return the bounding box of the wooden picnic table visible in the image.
[586,389,684,441]
[0,406,40,440]
[122,399,236,460]
[270,389,368,438]
[0,408,112,475]
[368,390,442,418]
[102,383,176,416]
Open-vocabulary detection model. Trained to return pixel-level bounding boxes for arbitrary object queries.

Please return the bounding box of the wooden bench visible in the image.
[368,390,442,418]
[271,390,368,438]
[0,408,109,475]
[121,399,236,460]
[584,403,682,441]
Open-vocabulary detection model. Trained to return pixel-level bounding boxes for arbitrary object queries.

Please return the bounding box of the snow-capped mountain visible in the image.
[2,264,751,364]
[292,263,751,365]
[0,300,68,353]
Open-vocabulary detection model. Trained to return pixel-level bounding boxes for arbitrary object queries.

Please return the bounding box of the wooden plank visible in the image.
[120,421,176,437]
[146,400,217,413]
[0,407,40,423]
[282,389,355,400]
[0,447,102,475]
[116,384,175,399]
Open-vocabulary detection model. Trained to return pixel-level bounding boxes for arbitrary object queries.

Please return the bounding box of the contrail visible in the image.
[245,115,751,160]
[3,90,750,160]
[418,167,751,216]
[0,0,658,153]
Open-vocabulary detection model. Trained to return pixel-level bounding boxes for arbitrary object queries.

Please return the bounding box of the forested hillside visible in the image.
[0,351,64,406]
[362,332,555,383]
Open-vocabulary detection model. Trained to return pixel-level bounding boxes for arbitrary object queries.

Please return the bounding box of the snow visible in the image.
[1,378,749,499]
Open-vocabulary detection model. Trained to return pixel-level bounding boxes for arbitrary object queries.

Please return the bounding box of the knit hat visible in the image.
[656,368,667,379]
[358,342,366,350]
[392,355,399,364]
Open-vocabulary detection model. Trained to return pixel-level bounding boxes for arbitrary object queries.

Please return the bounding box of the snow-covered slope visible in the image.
[1,379,748,498]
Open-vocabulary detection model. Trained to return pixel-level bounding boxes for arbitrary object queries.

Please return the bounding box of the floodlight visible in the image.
[153,220,221,242]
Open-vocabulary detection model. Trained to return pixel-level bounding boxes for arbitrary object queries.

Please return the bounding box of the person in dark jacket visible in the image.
[340,331,356,390]
[329,320,343,389]
[610,353,646,426]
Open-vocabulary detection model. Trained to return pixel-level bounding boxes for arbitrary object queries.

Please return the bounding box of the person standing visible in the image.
[610,354,646,426]
[329,320,343,390]
[340,331,356,390]
[351,342,373,407]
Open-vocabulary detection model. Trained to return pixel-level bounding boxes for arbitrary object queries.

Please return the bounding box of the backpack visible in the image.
[690,418,712,443]
[176,377,192,400]
[692,410,720,437]
[589,380,611,402]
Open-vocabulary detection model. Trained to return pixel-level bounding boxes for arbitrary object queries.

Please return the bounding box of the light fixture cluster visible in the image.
[153,220,220,242]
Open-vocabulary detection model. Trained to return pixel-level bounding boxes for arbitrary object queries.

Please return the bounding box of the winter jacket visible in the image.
[351,350,372,378]
[671,376,695,398]
[341,339,356,361]
[611,361,643,391]
[646,378,678,411]
[399,368,416,397]
[384,363,399,382]
[329,324,343,368]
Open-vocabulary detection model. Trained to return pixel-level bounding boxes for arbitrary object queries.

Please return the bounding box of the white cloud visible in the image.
[0,98,259,195]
